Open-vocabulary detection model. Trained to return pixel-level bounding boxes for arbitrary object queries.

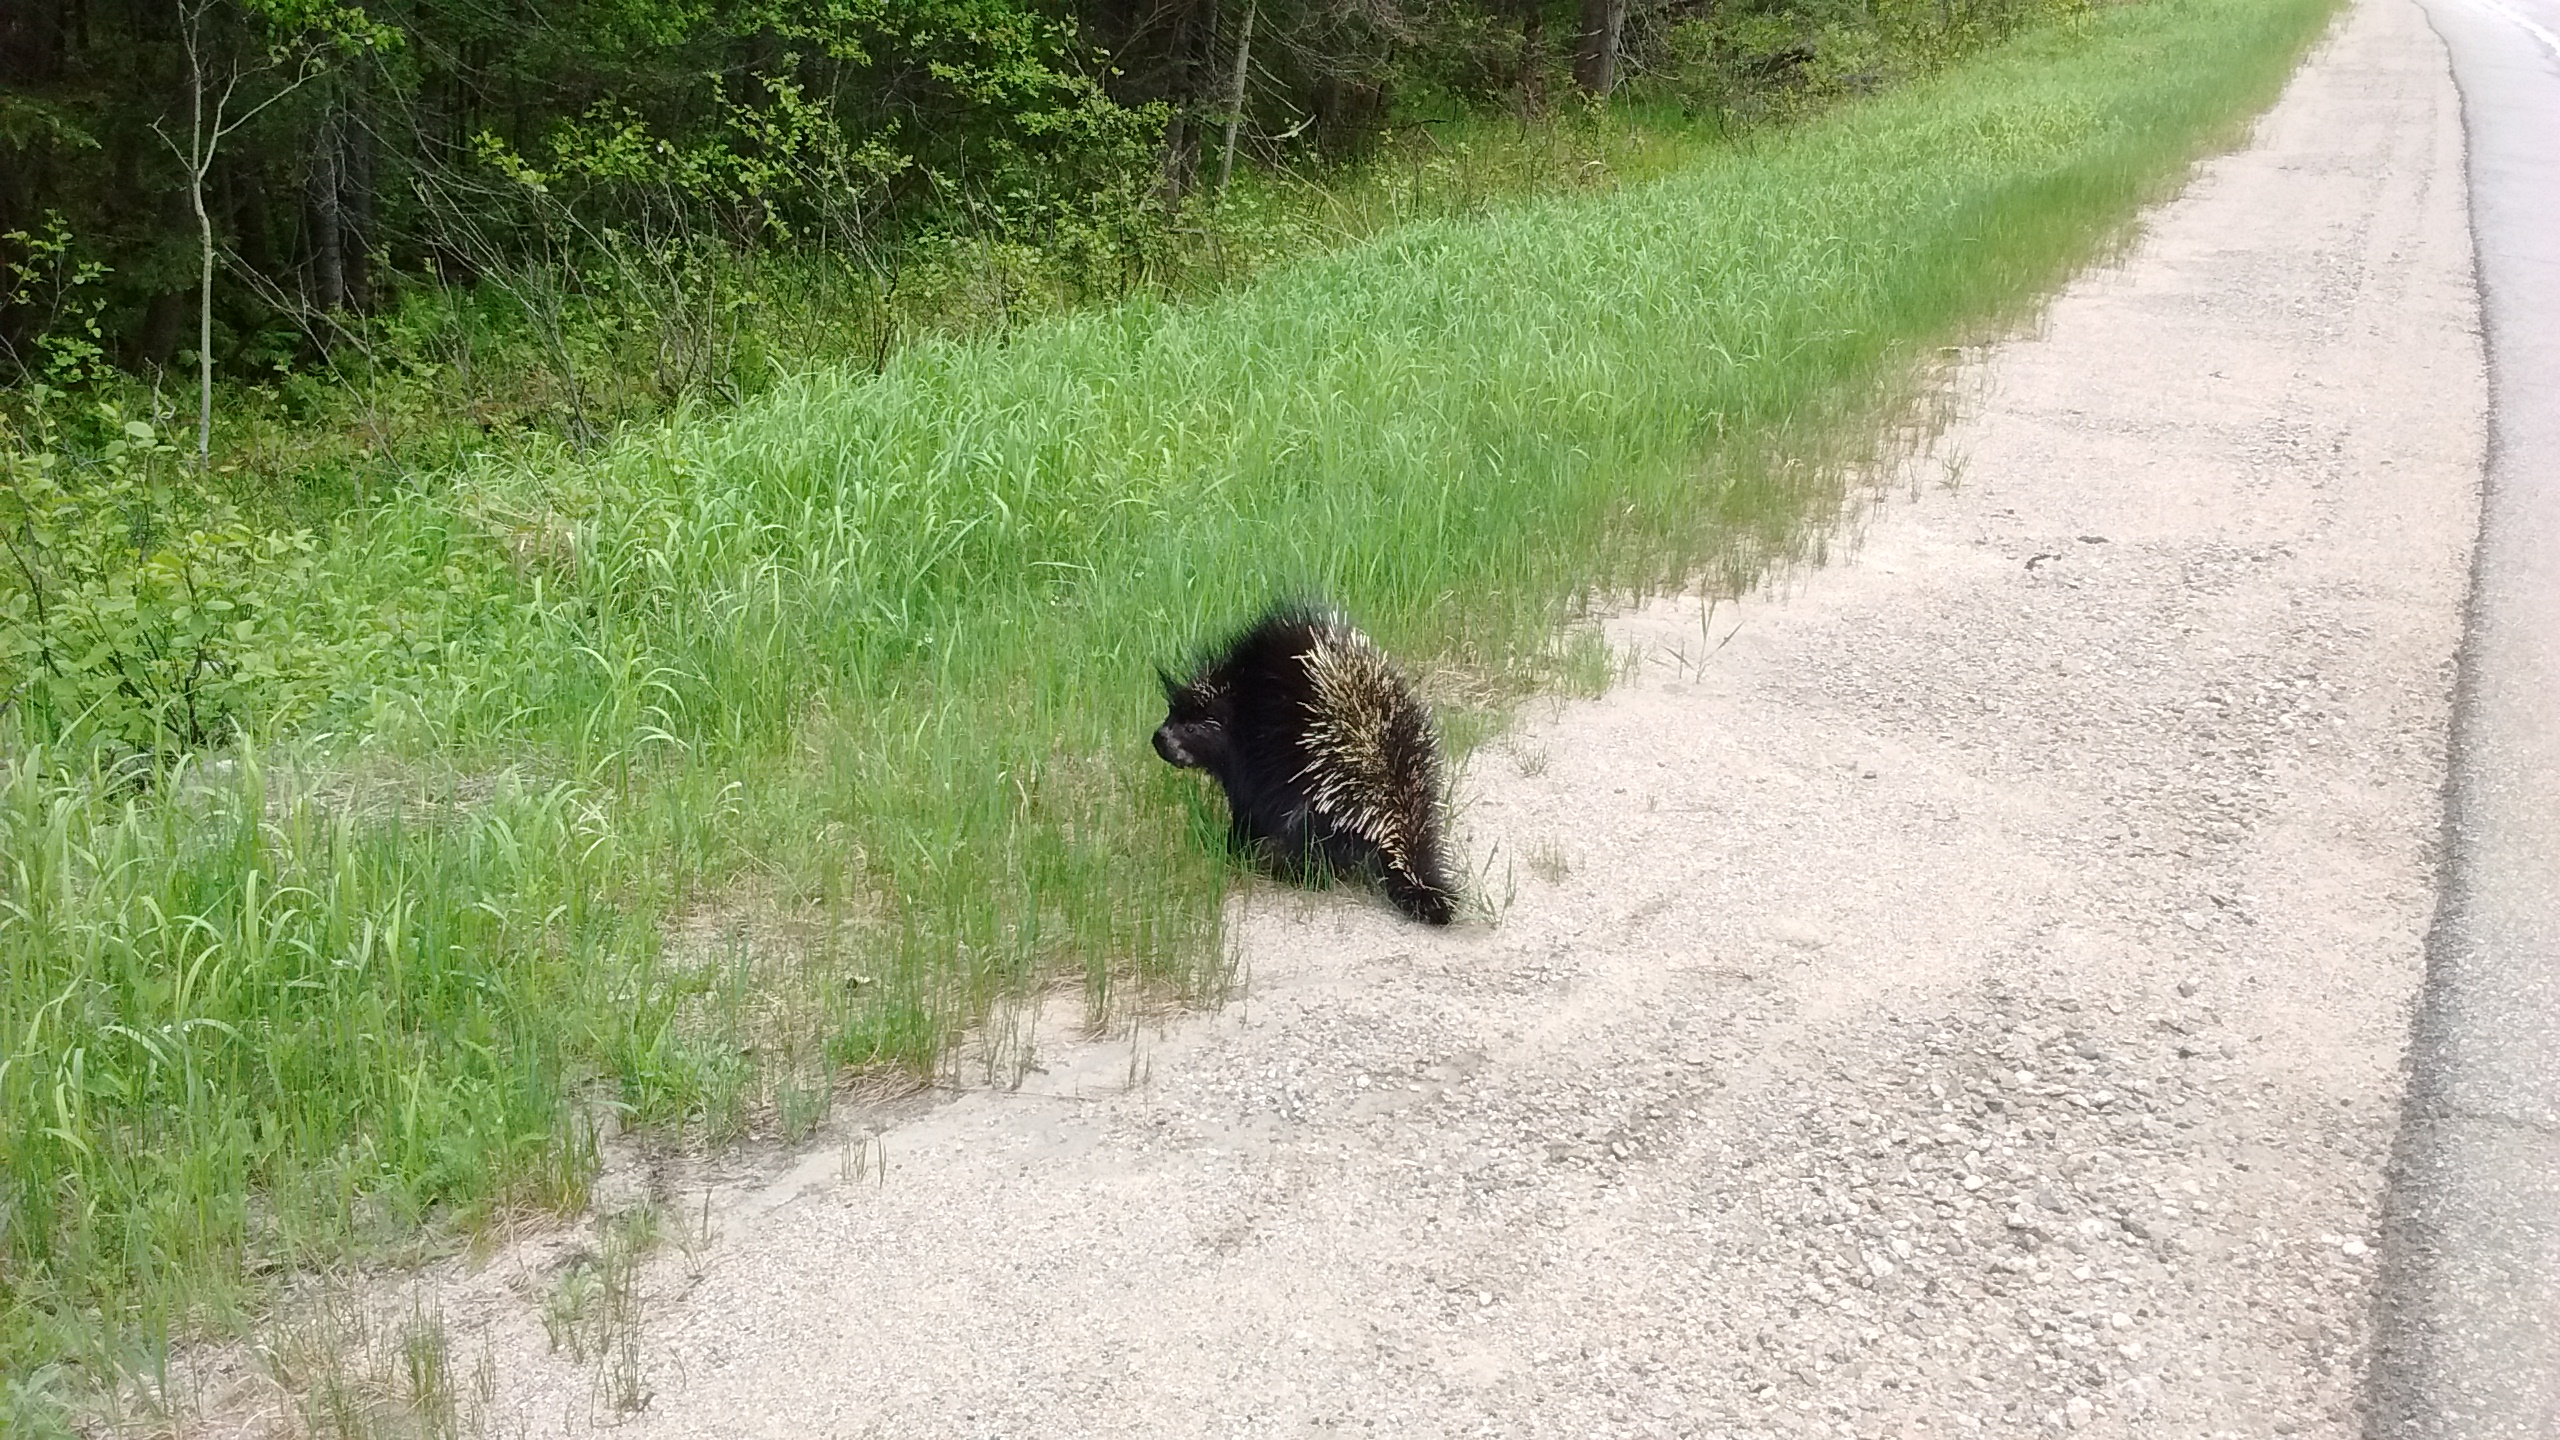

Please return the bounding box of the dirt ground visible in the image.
[199,0,2487,1433]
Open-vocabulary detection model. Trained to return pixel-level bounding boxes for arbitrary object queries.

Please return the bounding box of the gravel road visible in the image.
[383,1,2487,1434]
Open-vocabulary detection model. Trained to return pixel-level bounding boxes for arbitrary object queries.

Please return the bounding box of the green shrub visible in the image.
[1,407,317,753]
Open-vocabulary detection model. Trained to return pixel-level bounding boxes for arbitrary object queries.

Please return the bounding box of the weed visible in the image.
[258,1289,487,1440]
[539,1207,657,1415]
[1526,839,1574,886]
[673,1184,718,1281]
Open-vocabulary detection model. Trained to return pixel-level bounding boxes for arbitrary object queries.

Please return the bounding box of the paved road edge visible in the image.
[2368,0,2560,1433]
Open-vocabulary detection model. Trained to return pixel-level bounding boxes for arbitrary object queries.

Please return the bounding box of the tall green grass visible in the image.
[0,0,2336,1399]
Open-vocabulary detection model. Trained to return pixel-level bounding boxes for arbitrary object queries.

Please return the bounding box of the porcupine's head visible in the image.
[1152,666,1233,773]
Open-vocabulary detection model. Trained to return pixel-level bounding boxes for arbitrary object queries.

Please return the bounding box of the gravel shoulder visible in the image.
[277,1,2483,1434]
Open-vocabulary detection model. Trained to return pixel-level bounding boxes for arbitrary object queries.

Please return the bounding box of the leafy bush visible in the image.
[0,214,114,391]
[1,407,317,753]
[4,218,323,754]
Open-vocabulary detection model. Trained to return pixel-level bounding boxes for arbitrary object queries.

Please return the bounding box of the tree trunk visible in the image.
[1159,0,1218,207]
[188,20,213,471]
[1573,0,1628,97]
[1518,0,1548,118]
[195,196,213,468]
[310,101,346,313]
[346,94,374,311]
[1217,0,1254,192]
[135,288,189,369]
[221,151,278,281]
[1160,116,1193,208]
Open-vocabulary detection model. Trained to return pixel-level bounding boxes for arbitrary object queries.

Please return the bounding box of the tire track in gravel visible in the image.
[312,0,2483,1434]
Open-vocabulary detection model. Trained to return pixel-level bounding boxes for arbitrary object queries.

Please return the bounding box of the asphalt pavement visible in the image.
[2368,0,2560,1431]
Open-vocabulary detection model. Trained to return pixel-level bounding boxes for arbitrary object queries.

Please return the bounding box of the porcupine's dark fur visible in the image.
[1153,603,1458,926]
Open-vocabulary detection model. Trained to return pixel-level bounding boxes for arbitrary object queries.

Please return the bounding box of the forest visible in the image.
[3,0,2037,420]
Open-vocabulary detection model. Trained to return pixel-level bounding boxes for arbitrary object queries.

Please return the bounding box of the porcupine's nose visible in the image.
[1152,726,1191,767]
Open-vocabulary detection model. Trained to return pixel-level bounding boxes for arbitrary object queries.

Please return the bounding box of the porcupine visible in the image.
[1153,603,1459,926]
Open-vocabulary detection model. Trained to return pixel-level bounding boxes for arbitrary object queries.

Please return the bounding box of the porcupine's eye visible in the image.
[1153,718,1224,769]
